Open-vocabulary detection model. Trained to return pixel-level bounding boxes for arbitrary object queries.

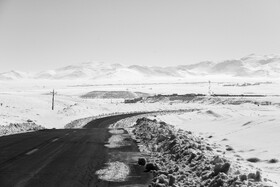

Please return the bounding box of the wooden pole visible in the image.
[52,89,54,110]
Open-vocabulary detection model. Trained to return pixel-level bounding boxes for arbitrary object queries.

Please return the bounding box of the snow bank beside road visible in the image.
[131,117,276,187]
[0,122,44,136]
[150,104,280,186]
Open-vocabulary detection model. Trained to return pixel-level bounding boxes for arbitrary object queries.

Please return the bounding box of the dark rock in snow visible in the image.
[168,174,176,186]
[145,163,160,172]
[138,157,146,166]
[239,174,247,181]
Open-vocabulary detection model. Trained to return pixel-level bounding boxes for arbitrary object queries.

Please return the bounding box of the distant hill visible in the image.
[1,54,280,81]
[81,91,150,99]
[0,70,30,80]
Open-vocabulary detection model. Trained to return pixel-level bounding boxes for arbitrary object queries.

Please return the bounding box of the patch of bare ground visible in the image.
[267,159,278,164]
[247,158,261,163]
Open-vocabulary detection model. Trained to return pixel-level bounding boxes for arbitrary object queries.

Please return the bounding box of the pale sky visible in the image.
[0,0,280,72]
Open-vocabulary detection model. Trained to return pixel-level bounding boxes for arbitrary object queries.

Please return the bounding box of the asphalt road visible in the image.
[0,114,152,187]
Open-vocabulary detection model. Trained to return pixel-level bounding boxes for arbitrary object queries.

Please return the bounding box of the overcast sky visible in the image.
[0,0,280,72]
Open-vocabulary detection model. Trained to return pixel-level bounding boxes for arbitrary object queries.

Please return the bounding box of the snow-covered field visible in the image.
[1,79,280,185]
[0,80,194,129]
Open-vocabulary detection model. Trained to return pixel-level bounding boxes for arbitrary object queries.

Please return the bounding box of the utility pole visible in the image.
[51,89,57,110]
[208,81,212,96]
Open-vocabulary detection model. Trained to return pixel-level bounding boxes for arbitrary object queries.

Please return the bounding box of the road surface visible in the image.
[0,113,152,187]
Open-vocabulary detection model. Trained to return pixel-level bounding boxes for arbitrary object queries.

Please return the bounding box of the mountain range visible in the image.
[1,54,280,81]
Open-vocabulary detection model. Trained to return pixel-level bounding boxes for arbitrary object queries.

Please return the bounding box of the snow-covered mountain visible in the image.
[35,62,124,80]
[179,54,280,77]
[1,54,280,81]
[0,70,30,80]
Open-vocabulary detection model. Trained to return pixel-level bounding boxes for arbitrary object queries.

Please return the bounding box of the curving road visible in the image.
[0,113,152,187]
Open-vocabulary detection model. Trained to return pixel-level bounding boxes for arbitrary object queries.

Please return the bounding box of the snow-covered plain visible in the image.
[0,80,195,129]
[0,79,279,128]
